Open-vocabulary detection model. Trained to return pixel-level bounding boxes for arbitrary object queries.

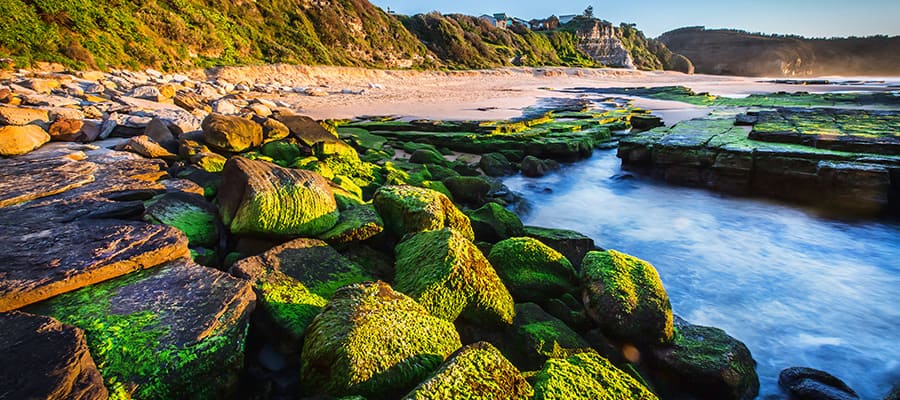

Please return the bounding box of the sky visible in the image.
[369,0,900,38]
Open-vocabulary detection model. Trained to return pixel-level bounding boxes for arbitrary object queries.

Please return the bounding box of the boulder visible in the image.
[201,114,263,152]
[779,367,858,400]
[401,342,533,400]
[373,185,474,241]
[218,157,339,237]
[409,148,447,166]
[258,117,290,142]
[394,228,515,325]
[488,237,577,303]
[0,124,50,156]
[118,135,177,161]
[479,152,515,176]
[532,352,658,400]
[630,114,664,131]
[521,155,560,177]
[580,250,674,345]
[0,311,108,400]
[300,281,461,399]
[29,259,256,400]
[0,105,50,125]
[143,192,221,247]
[467,202,525,243]
[275,114,338,147]
[651,316,759,400]
[524,226,596,269]
[48,117,85,141]
[318,203,384,245]
[260,140,302,165]
[442,175,491,207]
[500,303,591,371]
[0,154,97,208]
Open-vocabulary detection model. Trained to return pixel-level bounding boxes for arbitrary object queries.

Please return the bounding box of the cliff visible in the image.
[660,27,900,77]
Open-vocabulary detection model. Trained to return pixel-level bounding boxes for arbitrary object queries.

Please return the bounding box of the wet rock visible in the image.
[521,155,560,177]
[218,157,338,237]
[143,192,221,247]
[488,237,577,303]
[480,152,516,176]
[30,259,256,399]
[524,226,596,269]
[532,352,657,400]
[300,281,461,399]
[0,124,50,156]
[394,228,514,325]
[466,202,525,243]
[0,311,108,400]
[651,316,759,400]
[201,113,263,152]
[373,185,474,241]
[401,342,533,400]
[275,113,338,147]
[318,203,384,245]
[0,104,50,125]
[409,148,447,166]
[581,250,674,345]
[442,175,491,207]
[499,303,591,371]
[779,367,859,400]
[630,114,664,131]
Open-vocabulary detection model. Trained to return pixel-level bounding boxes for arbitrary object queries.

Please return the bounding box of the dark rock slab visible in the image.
[0,311,108,400]
[523,226,595,269]
[275,114,339,147]
[779,367,859,400]
[0,154,97,208]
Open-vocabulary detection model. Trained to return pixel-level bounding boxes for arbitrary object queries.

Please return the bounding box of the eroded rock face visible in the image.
[571,19,635,69]
[0,311,108,400]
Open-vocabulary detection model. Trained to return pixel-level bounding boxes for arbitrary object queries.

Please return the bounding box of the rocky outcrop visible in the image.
[567,19,635,69]
[0,311,108,400]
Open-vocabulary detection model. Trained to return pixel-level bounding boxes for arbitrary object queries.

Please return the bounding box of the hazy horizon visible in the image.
[370,0,900,39]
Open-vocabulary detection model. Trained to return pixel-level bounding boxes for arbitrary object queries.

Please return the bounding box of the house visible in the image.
[530,15,560,31]
[512,17,529,27]
[558,14,578,25]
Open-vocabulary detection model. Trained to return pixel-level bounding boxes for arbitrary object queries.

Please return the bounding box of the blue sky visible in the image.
[369,0,900,38]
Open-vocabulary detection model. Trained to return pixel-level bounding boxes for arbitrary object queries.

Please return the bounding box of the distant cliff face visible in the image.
[565,18,635,69]
[660,27,900,77]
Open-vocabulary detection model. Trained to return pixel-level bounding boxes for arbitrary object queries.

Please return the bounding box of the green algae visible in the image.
[257,274,328,342]
[319,203,385,245]
[532,352,659,400]
[394,228,515,325]
[488,237,577,303]
[467,202,525,243]
[373,185,474,241]
[261,140,303,165]
[593,86,900,108]
[502,303,592,371]
[143,193,219,248]
[581,250,674,345]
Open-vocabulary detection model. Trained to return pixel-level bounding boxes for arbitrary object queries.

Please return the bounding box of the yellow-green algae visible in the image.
[580,250,674,345]
[319,203,385,245]
[532,352,659,400]
[502,303,592,371]
[300,281,462,399]
[401,342,533,400]
[393,228,515,325]
[488,237,576,302]
[143,193,220,248]
[467,202,525,243]
[373,185,474,241]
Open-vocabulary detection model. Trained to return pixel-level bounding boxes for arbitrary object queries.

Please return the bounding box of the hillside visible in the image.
[0,0,683,72]
[660,27,900,76]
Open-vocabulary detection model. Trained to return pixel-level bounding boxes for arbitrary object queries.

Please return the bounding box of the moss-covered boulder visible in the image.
[442,175,491,207]
[480,152,516,176]
[650,316,759,400]
[521,156,560,178]
[580,250,674,345]
[300,281,462,399]
[143,192,221,248]
[402,342,533,400]
[423,164,460,181]
[394,228,515,325]
[373,185,474,241]
[29,260,256,400]
[500,303,592,371]
[201,113,263,152]
[524,226,596,269]
[260,140,303,165]
[488,237,577,303]
[319,203,385,245]
[467,203,525,243]
[230,238,372,347]
[218,157,339,237]
[532,352,659,400]
[409,148,448,166]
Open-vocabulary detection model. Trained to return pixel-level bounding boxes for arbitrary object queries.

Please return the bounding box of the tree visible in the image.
[584,6,594,18]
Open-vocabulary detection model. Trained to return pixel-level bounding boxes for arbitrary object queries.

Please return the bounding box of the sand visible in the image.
[200,65,896,122]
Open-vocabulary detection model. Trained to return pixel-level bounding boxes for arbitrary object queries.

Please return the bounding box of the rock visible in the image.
[521,155,560,177]
[0,154,97,208]
[631,114,664,131]
[394,228,515,325]
[480,152,516,176]
[48,117,85,141]
[24,78,61,94]
[409,148,447,165]
[0,219,190,312]
[144,118,177,149]
[885,384,900,400]
[373,185,474,241]
[318,203,384,245]
[488,237,577,303]
[247,102,272,117]
[143,192,221,248]
[201,114,263,152]
[442,175,491,207]
[258,117,290,142]
[260,140,302,165]
[174,92,208,112]
[29,259,256,399]
[191,152,228,173]
[466,202,525,243]
[0,105,50,125]
[401,342,533,400]
[652,316,760,400]
[524,226,596,269]
[779,367,858,400]
[230,238,371,349]
[300,281,461,399]
[0,311,108,400]
[500,303,591,371]
[118,135,178,161]
[0,124,50,156]
[531,352,657,400]
[275,114,338,147]
[581,250,674,345]
[218,157,339,236]
[130,85,167,101]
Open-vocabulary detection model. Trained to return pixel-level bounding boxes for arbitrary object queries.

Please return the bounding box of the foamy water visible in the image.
[504,150,900,399]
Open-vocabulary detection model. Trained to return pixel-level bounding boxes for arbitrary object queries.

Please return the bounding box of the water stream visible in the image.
[503,149,900,399]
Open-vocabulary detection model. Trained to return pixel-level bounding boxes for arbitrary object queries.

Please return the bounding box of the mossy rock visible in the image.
[423,164,460,181]
[143,192,220,248]
[260,140,303,165]
[319,204,385,245]
[479,152,516,176]
[218,157,339,237]
[442,175,491,207]
[409,148,448,166]
[394,228,515,325]
[532,352,659,400]
[524,226,595,269]
[500,303,591,371]
[191,152,228,173]
[402,342,533,400]
[300,281,462,399]
[201,113,263,153]
[373,185,474,241]
[650,316,759,400]
[230,238,372,348]
[488,237,577,303]
[467,202,525,243]
[580,250,674,345]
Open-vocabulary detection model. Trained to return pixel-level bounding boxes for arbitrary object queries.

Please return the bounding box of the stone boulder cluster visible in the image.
[1,68,760,400]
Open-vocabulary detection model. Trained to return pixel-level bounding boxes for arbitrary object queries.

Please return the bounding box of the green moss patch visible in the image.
[500,303,591,371]
[488,237,577,303]
[532,352,658,400]
[319,203,385,245]
[143,192,220,248]
[467,202,525,243]
[373,185,474,241]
